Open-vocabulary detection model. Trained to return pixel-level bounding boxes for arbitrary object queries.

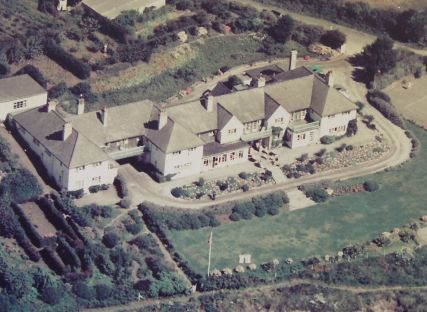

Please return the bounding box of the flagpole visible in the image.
[207,231,213,276]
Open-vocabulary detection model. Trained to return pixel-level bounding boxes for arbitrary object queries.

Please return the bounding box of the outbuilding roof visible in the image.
[0,75,46,103]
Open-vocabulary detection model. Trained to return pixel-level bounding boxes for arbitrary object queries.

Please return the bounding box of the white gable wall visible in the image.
[266,106,290,137]
[68,160,117,192]
[311,110,357,137]
[1,92,47,121]
[218,116,244,144]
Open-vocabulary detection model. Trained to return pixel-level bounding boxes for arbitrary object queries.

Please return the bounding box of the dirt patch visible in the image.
[416,227,427,245]
[344,0,427,10]
[11,55,81,88]
[369,298,398,312]
[216,213,231,224]
[20,202,57,237]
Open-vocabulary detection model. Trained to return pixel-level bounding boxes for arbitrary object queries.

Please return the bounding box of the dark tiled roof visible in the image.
[203,140,248,156]
[0,75,46,103]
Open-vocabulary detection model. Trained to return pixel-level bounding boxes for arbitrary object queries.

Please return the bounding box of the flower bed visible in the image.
[283,139,390,179]
[171,171,275,200]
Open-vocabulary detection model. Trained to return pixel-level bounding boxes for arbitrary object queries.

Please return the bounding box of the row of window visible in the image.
[174,162,192,170]
[329,125,346,133]
[203,150,245,166]
[13,100,27,110]
[228,128,237,134]
[172,147,197,155]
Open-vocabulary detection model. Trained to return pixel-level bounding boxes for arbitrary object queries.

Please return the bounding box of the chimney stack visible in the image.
[77,94,85,115]
[62,122,72,141]
[100,107,108,126]
[252,74,266,88]
[326,70,334,87]
[158,108,167,130]
[47,100,57,112]
[203,92,214,112]
[289,50,297,71]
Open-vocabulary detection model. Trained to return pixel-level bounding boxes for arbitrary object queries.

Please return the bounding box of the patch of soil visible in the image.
[20,202,57,237]
[216,213,231,224]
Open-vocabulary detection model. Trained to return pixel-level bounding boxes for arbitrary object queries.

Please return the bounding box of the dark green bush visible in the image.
[1,169,42,203]
[320,135,336,144]
[304,187,329,202]
[114,175,128,198]
[363,180,379,192]
[72,282,95,300]
[15,65,47,89]
[241,184,249,192]
[48,82,67,99]
[102,232,120,248]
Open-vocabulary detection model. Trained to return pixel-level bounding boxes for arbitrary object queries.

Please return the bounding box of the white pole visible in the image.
[207,231,213,276]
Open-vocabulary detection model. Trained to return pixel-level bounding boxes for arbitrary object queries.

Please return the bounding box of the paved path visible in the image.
[84,277,427,312]
[237,0,427,56]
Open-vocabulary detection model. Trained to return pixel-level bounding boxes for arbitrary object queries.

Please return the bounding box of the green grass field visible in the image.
[168,123,427,273]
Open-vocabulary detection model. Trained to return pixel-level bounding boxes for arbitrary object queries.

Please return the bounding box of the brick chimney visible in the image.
[252,74,266,88]
[203,92,214,112]
[77,94,85,115]
[62,122,72,141]
[100,107,108,126]
[289,50,297,71]
[326,70,334,87]
[158,108,167,130]
[46,100,57,112]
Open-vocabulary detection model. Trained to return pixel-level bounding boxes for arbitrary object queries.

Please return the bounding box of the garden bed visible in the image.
[283,139,390,179]
[171,170,275,200]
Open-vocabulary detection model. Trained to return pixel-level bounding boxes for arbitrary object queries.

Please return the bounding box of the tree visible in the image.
[320,30,346,49]
[23,36,44,59]
[102,232,120,248]
[362,37,397,79]
[269,15,295,44]
[346,119,358,137]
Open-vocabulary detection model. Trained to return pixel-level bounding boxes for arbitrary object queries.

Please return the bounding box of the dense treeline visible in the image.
[256,0,427,46]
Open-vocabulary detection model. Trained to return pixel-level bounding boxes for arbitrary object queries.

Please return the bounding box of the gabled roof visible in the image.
[264,94,281,120]
[273,66,313,82]
[265,74,314,113]
[145,116,204,153]
[167,100,218,134]
[70,100,154,146]
[0,74,46,103]
[13,107,109,168]
[310,76,357,116]
[216,88,265,123]
[210,82,232,96]
[217,104,234,129]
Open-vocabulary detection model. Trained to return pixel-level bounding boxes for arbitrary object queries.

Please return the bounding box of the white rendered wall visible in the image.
[218,116,244,144]
[0,92,47,121]
[311,110,357,137]
[163,146,203,179]
[68,160,117,192]
[266,106,290,138]
[201,146,249,172]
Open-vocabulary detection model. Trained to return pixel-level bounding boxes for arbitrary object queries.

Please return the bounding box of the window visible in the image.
[189,147,196,152]
[238,150,244,158]
[275,117,283,123]
[204,159,209,166]
[92,176,101,183]
[228,128,237,134]
[93,161,102,167]
[173,151,181,155]
[230,152,235,161]
[109,163,114,169]
[75,166,86,172]
[297,133,306,140]
[13,100,27,110]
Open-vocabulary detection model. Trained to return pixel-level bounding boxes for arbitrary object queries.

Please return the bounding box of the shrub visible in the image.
[48,82,68,99]
[238,172,249,179]
[241,184,249,192]
[1,169,42,203]
[102,232,120,248]
[305,187,329,202]
[196,177,205,187]
[346,119,358,137]
[119,197,132,208]
[229,212,241,222]
[114,175,128,198]
[67,189,84,199]
[336,143,347,152]
[171,187,185,198]
[72,282,95,300]
[40,247,66,275]
[320,135,336,144]
[45,40,91,80]
[217,181,228,191]
[267,205,279,215]
[41,286,63,304]
[94,284,112,300]
[363,180,379,192]
[320,30,346,49]
[89,185,101,193]
[11,202,44,248]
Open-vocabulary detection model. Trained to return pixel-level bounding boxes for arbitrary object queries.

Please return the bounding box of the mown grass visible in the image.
[167,123,427,273]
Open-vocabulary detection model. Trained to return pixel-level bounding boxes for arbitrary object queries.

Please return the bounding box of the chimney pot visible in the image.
[326,70,334,87]
[100,107,108,126]
[289,50,298,71]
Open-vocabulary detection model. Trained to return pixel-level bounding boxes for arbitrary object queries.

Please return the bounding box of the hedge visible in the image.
[11,202,44,248]
[114,175,128,198]
[37,197,80,241]
[45,40,91,80]
[56,236,81,270]
[367,89,405,129]
[40,247,66,275]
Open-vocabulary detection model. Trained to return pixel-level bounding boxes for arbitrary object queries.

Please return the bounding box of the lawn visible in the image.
[168,123,427,273]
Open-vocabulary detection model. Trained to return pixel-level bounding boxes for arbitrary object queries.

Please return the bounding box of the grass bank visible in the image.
[167,123,426,273]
